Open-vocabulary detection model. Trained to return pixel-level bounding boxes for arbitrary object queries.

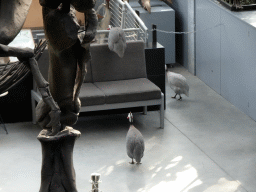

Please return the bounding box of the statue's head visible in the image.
[39,0,63,9]
[70,0,96,12]
[40,0,96,13]
[0,0,33,45]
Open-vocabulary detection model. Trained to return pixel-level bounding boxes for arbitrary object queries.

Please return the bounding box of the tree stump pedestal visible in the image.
[37,126,81,192]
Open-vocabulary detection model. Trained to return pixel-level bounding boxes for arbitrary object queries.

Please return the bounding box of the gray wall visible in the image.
[170,0,195,74]
[195,0,221,94]
[195,0,256,121]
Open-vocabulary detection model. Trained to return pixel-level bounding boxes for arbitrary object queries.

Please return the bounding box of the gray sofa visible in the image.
[31,40,165,128]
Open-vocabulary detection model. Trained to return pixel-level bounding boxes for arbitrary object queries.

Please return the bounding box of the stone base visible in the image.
[37,126,81,192]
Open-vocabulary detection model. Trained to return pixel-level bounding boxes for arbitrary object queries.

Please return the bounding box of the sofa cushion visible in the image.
[79,83,105,106]
[90,40,147,82]
[94,78,161,104]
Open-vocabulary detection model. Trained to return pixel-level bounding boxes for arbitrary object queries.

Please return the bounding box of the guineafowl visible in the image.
[126,112,145,164]
[140,0,151,13]
[108,27,126,58]
[167,71,189,100]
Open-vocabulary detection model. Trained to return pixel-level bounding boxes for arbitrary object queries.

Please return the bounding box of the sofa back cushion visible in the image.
[37,47,94,83]
[90,40,147,82]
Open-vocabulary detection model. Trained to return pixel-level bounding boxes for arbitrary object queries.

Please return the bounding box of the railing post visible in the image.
[121,3,127,29]
[145,29,149,45]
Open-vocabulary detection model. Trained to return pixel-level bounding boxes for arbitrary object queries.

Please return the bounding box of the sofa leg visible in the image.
[143,106,147,115]
[160,93,165,129]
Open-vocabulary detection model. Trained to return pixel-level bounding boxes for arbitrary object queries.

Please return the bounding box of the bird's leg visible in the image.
[129,159,135,164]
[136,162,142,165]
[178,95,182,101]
[171,94,177,99]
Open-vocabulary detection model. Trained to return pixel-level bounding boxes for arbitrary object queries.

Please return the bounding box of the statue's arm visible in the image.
[0,44,60,116]
[0,44,10,57]
[28,58,61,134]
[0,44,59,115]
[82,8,98,45]
[0,43,34,60]
[0,43,61,134]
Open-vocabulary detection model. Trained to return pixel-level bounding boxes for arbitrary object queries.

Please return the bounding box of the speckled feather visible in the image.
[141,0,151,13]
[167,71,189,97]
[126,124,145,163]
[108,27,126,58]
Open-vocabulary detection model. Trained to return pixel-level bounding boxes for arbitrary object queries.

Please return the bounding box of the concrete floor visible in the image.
[1,64,256,192]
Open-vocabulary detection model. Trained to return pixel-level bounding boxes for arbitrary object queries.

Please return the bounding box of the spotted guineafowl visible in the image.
[167,71,189,100]
[108,27,126,58]
[139,0,151,13]
[126,112,145,164]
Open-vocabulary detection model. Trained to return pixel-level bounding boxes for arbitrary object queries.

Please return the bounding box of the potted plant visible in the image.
[217,0,256,11]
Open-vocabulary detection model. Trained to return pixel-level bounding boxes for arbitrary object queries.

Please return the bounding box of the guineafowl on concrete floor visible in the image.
[167,71,189,100]
[126,112,145,164]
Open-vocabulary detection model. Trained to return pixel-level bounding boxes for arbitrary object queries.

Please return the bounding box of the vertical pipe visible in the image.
[152,24,157,44]
[135,10,140,40]
[143,106,147,115]
[145,29,149,45]
[121,3,127,29]
[160,93,165,129]
[188,0,196,75]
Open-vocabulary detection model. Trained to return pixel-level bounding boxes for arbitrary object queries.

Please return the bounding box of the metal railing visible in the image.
[32,1,149,45]
[95,0,148,43]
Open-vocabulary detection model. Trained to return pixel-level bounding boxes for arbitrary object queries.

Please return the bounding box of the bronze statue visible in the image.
[0,0,61,132]
[36,0,98,135]
[1,0,98,191]
[36,2,98,191]
[1,0,98,136]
